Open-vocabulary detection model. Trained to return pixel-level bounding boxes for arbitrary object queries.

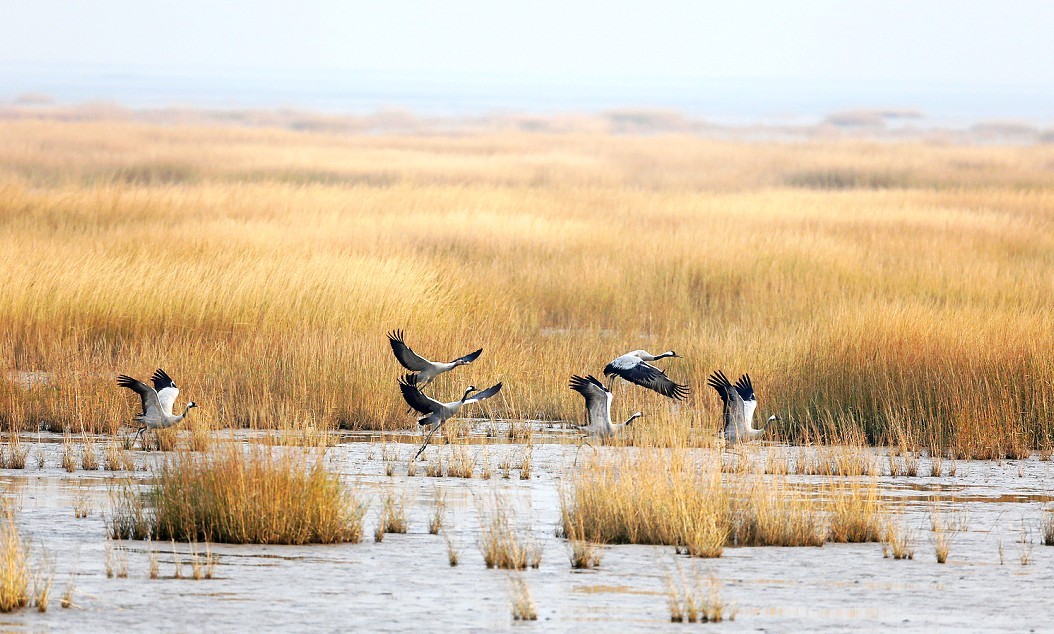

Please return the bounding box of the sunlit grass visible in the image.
[123,443,367,544]
[0,116,1052,452]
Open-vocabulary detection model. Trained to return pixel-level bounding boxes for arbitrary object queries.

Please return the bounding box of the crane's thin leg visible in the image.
[413,422,443,461]
[572,439,596,467]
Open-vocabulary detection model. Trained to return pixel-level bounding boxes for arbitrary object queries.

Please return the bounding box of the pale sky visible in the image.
[1,1,1051,118]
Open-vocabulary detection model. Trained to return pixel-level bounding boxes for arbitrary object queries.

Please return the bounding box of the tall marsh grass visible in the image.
[115,443,366,544]
[1,115,1053,451]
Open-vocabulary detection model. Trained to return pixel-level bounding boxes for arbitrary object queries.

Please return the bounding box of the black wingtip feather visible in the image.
[116,374,136,387]
[734,373,755,401]
[455,347,483,364]
[151,368,176,390]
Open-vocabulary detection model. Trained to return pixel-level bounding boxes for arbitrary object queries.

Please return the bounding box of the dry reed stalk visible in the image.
[667,564,733,623]
[444,531,460,566]
[108,481,151,540]
[380,489,407,535]
[763,448,790,475]
[518,446,533,480]
[33,567,52,613]
[1019,521,1034,565]
[103,442,123,471]
[60,583,73,609]
[1043,510,1054,546]
[447,445,476,478]
[61,437,76,473]
[80,434,98,470]
[426,453,444,478]
[73,489,91,519]
[149,547,159,579]
[561,512,602,569]
[6,437,27,470]
[429,488,446,535]
[189,421,212,453]
[0,511,29,612]
[930,507,964,564]
[882,518,916,560]
[479,495,540,570]
[827,480,884,543]
[508,575,537,621]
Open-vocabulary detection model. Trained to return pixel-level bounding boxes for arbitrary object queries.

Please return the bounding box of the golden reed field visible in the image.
[1,109,1053,457]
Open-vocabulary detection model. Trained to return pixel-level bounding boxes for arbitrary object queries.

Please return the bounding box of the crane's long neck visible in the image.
[622,413,643,426]
[653,351,676,360]
[177,404,194,420]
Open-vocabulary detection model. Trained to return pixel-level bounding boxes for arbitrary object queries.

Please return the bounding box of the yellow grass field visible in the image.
[1,111,1052,455]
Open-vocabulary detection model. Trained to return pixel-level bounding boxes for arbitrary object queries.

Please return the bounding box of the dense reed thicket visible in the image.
[1,111,1052,453]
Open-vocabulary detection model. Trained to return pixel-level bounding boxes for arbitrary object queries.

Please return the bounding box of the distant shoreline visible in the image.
[1,101,1049,146]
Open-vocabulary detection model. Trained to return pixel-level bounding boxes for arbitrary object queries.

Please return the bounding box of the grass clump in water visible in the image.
[135,443,365,544]
[508,575,537,621]
[827,480,885,543]
[480,495,541,570]
[561,452,729,558]
[666,564,734,623]
[0,511,29,612]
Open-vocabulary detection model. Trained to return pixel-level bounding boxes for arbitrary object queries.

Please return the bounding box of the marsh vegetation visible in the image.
[0,110,1051,629]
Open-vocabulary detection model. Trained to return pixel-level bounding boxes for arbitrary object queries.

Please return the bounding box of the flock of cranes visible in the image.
[114,330,777,451]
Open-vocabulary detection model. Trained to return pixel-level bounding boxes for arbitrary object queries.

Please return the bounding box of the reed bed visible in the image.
[1,114,1053,452]
[115,443,366,544]
[563,451,894,555]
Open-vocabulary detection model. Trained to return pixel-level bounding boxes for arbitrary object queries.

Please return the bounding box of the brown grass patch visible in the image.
[113,443,366,544]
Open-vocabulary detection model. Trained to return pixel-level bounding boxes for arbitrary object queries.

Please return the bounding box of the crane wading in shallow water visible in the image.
[569,374,642,437]
[116,369,197,446]
[603,350,690,400]
[399,374,503,460]
[707,370,778,444]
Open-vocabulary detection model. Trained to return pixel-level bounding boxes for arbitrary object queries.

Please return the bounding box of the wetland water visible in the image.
[1,431,1052,632]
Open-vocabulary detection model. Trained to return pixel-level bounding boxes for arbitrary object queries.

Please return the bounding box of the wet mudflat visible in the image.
[1,432,1052,632]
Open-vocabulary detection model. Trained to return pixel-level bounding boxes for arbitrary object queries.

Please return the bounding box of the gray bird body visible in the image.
[387,330,482,387]
[399,374,502,429]
[400,374,502,459]
[707,371,776,444]
[569,374,641,437]
[603,349,689,400]
[117,369,197,442]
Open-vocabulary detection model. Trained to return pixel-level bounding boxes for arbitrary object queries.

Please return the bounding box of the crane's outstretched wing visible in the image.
[387,330,432,372]
[707,370,745,434]
[151,368,179,416]
[734,373,757,426]
[451,348,483,365]
[398,374,443,414]
[117,375,163,420]
[604,355,689,400]
[569,374,611,426]
[464,382,502,404]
